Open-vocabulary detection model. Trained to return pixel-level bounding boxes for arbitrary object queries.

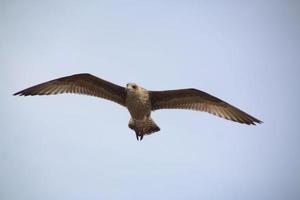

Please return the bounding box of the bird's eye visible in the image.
[132,85,137,89]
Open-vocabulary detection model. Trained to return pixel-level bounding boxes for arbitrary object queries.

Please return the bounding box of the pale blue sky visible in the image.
[1,0,300,200]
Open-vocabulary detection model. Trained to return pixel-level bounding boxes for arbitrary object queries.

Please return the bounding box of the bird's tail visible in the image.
[128,117,160,140]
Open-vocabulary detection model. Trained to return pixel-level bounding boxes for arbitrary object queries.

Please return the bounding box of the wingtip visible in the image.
[257,120,263,125]
[13,90,26,96]
[249,119,263,126]
[13,91,21,96]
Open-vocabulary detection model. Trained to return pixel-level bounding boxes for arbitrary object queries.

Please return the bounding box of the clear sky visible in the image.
[1,0,300,200]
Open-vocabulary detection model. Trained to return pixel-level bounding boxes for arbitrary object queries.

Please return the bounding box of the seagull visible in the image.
[14,73,262,140]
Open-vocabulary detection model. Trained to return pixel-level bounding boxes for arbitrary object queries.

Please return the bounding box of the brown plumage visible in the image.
[150,89,261,125]
[14,73,262,140]
[14,73,126,106]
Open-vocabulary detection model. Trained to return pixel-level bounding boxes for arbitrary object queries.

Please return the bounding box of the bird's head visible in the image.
[126,83,139,92]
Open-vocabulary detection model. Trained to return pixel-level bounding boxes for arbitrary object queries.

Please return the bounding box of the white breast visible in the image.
[125,88,151,120]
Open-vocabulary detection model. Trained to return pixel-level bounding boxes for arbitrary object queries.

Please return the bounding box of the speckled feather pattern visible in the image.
[14,73,262,140]
[150,89,262,125]
[14,73,126,106]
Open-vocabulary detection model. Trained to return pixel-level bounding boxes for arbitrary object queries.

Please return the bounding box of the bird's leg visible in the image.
[135,131,140,141]
[135,131,145,141]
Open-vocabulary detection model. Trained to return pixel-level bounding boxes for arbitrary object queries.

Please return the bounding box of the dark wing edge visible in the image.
[150,88,263,125]
[13,73,127,106]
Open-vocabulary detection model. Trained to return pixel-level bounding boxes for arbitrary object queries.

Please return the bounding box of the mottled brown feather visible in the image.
[150,89,262,125]
[14,73,126,106]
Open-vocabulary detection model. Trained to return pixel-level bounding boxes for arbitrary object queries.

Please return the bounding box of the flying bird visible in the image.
[14,73,262,140]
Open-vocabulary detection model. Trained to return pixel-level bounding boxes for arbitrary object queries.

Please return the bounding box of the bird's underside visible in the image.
[14,73,262,141]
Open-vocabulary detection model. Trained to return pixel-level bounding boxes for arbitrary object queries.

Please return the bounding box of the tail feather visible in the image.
[128,117,160,140]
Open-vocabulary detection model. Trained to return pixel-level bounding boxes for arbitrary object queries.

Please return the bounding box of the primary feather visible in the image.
[150,89,262,125]
[14,73,126,106]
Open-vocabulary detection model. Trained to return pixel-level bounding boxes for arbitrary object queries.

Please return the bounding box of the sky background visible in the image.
[1,0,300,199]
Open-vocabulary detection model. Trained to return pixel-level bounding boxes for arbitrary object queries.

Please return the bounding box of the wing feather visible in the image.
[14,73,126,106]
[150,89,262,125]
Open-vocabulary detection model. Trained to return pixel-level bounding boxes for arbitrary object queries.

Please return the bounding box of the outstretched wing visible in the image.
[150,89,262,125]
[14,73,126,106]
